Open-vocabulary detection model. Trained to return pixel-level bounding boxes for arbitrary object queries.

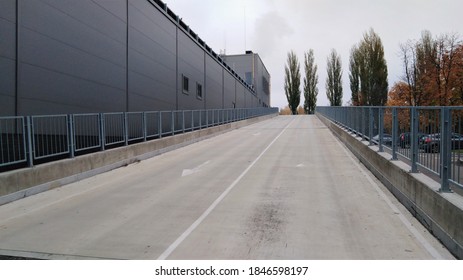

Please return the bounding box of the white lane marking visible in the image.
[333,137,444,259]
[296,163,305,168]
[181,161,210,177]
[253,132,261,136]
[157,117,296,260]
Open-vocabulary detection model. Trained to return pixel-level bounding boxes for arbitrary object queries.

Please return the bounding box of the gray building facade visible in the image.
[222,51,271,108]
[0,0,270,116]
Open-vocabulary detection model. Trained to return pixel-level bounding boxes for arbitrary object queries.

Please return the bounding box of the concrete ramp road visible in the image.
[0,116,454,259]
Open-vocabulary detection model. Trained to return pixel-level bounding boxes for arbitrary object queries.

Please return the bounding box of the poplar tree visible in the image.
[326,49,343,106]
[303,50,318,114]
[284,51,301,115]
[349,29,388,106]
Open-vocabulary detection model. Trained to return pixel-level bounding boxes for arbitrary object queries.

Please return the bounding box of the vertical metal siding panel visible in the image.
[17,0,127,115]
[205,55,222,109]
[223,71,235,108]
[0,0,17,116]
[236,83,245,108]
[128,0,176,111]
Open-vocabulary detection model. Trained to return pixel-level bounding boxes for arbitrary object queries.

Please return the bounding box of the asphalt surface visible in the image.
[0,115,454,259]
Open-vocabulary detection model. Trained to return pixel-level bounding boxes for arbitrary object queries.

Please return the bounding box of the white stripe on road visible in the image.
[157,117,296,260]
[181,160,210,177]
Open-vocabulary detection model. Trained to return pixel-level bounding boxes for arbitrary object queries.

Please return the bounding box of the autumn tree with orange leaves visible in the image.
[388,31,463,106]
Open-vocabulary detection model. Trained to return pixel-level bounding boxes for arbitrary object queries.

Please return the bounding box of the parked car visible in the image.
[398,132,426,148]
[419,133,463,153]
[372,133,393,146]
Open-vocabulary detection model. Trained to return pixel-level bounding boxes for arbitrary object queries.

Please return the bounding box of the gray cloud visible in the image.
[253,11,294,57]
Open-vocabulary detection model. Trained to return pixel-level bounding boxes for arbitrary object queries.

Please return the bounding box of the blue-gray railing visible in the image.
[0,107,278,170]
[317,106,463,194]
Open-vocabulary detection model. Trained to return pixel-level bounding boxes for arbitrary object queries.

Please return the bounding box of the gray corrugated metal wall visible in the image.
[14,0,128,115]
[223,71,236,108]
[128,0,176,112]
[0,0,18,116]
[0,0,261,116]
[205,55,223,109]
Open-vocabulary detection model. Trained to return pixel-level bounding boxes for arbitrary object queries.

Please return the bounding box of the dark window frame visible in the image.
[182,75,189,94]
[196,82,203,100]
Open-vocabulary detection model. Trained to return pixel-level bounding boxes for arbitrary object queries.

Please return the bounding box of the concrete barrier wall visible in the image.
[316,112,463,259]
[0,113,278,205]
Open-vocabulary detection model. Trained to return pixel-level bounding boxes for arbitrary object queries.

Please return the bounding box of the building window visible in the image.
[262,76,270,95]
[182,75,189,94]
[245,72,253,85]
[196,83,203,100]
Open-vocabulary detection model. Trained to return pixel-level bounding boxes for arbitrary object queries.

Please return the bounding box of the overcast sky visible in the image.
[163,0,463,109]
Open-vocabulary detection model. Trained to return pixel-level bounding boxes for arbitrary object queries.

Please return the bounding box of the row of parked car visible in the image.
[372,132,463,153]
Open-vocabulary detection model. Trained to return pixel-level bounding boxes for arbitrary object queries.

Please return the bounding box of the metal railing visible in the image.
[0,107,277,171]
[317,106,463,194]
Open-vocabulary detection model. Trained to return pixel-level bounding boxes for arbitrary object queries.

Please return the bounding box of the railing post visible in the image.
[124,112,128,146]
[356,107,360,137]
[369,108,373,146]
[171,111,174,136]
[391,107,398,160]
[159,112,162,139]
[361,107,366,141]
[68,114,75,158]
[352,107,356,134]
[100,113,105,151]
[182,110,185,133]
[346,107,350,129]
[26,116,34,167]
[410,107,419,173]
[340,107,343,125]
[143,112,147,142]
[344,107,348,127]
[378,107,384,152]
[335,107,338,124]
[440,107,451,192]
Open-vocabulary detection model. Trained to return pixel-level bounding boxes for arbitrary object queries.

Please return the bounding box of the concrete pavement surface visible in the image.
[0,116,454,259]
